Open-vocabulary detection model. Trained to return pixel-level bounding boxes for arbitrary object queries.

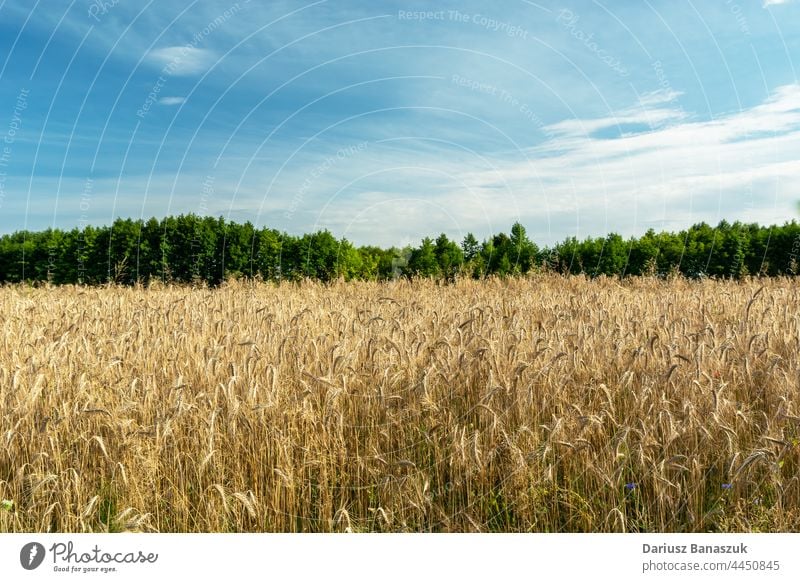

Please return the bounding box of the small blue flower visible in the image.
[624,483,637,490]
[721,483,732,490]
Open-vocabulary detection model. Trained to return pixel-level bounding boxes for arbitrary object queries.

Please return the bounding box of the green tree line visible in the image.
[1,215,799,285]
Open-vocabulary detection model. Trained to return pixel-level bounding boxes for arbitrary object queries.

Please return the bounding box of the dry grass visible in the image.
[1,275,799,532]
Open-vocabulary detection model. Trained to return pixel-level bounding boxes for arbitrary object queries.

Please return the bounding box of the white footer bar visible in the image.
[1,533,797,581]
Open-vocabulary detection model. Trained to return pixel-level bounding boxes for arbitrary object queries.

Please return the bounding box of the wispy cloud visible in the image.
[764,0,793,6]
[146,46,218,76]
[546,89,687,138]
[158,96,187,106]
[450,83,800,243]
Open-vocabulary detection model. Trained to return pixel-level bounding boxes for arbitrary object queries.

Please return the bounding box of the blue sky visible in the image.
[0,0,798,247]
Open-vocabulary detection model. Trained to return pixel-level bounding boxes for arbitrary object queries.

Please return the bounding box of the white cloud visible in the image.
[158,96,186,106]
[764,0,793,6]
[452,83,800,243]
[636,90,684,107]
[222,84,800,246]
[146,47,217,76]
[545,89,686,138]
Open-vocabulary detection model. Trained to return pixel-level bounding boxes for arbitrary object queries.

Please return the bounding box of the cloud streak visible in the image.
[146,46,218,76]
[158,96,187,106]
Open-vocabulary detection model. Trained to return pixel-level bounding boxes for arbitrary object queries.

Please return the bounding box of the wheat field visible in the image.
[1,276,799,532]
